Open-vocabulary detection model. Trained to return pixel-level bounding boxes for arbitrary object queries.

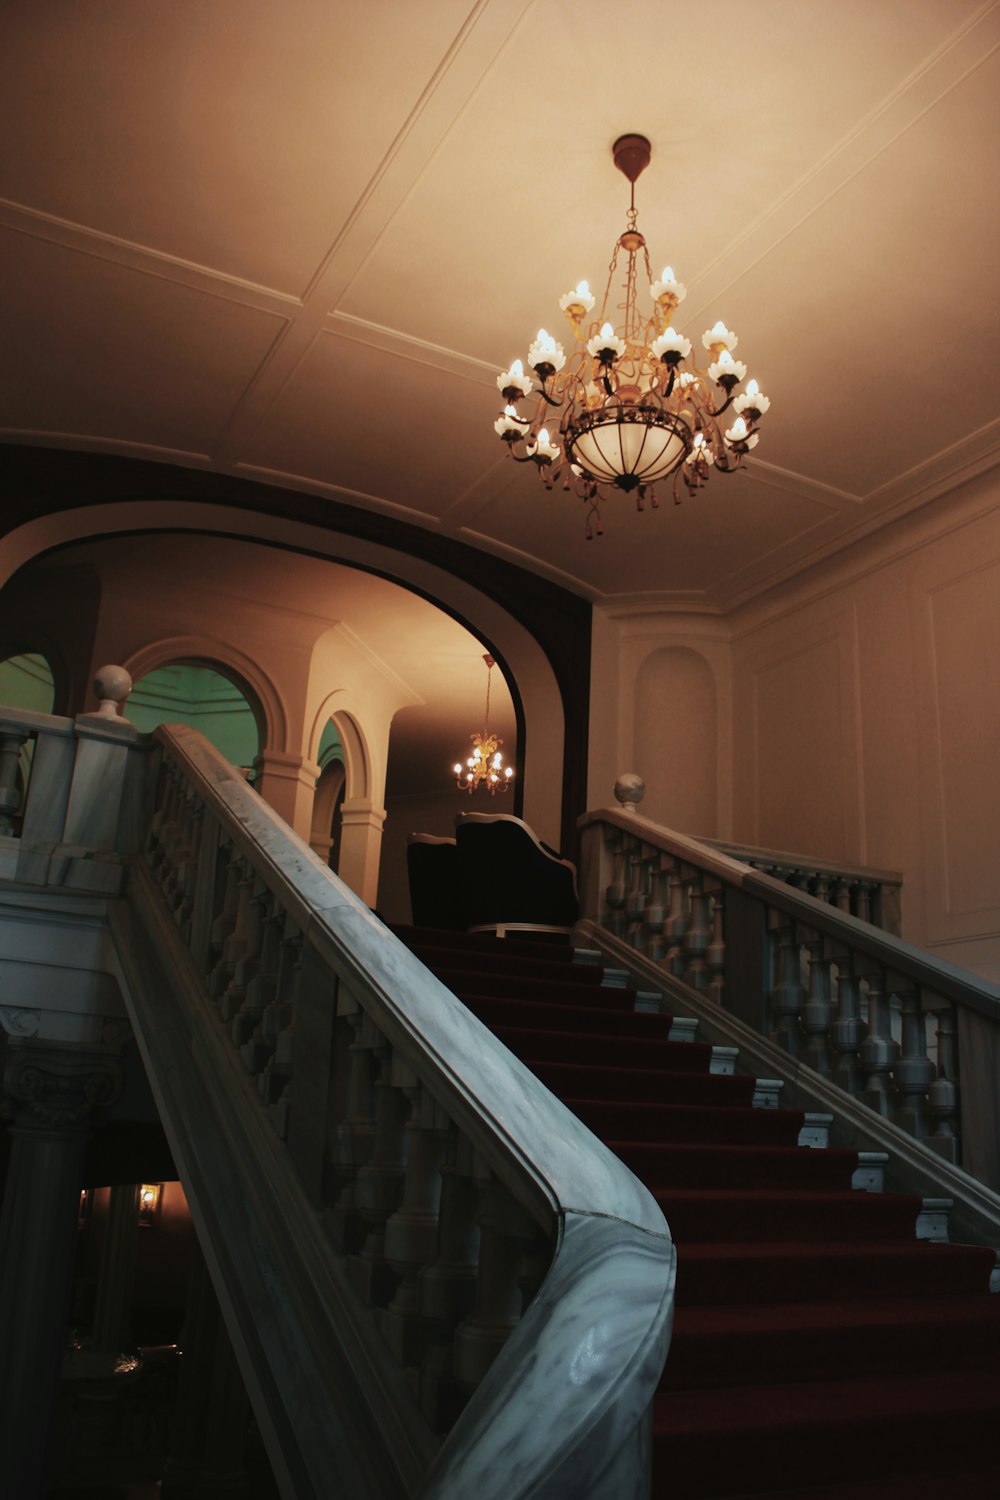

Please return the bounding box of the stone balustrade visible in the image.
[580,793,1000,1190]
[706,836,903,935]
[133,726,673,1500]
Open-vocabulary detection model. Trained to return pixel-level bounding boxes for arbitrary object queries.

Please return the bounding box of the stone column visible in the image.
[251,750,320,843]
[337,799,387,908]
[89,1181,142,1353]
[0,1039,124,1499]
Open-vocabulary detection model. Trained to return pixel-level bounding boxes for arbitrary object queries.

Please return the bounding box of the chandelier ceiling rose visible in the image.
[493,135,771,537]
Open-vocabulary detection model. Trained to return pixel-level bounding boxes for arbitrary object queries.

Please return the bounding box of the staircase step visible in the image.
[494,1025,718,1073]
[651,1367,1000,1498]
[609,1140,860,1192]
[460,993,660,1036]
[662,1294,1000,1390]
[655,1188,924,1245]
[673,1239,998,1306]
[529,1061,756,1108]
[567,1098,806,1148]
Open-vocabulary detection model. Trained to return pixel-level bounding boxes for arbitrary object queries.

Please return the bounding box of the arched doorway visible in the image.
[126,662,262,777]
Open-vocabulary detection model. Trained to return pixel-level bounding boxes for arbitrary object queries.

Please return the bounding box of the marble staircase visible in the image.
[395,923,1000,1499]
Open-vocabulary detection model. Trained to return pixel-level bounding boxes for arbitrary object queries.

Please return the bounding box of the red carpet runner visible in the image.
[394,925,1000,1499]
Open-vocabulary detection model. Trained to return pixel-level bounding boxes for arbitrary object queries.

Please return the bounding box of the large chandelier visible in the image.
[453,654,514,795]
[493,135,770,538]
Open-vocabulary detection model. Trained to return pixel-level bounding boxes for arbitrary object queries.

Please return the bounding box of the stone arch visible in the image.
[307,696,371,803]
[122,635,287,754]
[0,498,570,850]
[633,645,718,838]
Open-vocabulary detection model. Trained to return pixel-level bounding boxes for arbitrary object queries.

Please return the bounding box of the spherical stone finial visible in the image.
[92,664,133,719]
[614,772,646,814]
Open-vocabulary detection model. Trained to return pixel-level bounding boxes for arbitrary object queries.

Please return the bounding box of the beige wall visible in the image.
[593,472,1000,982]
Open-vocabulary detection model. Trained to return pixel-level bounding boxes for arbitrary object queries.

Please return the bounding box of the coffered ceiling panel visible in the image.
[0,230,287,453]
[239,330,502,519]
[1,0,998,607]
[0,0,476,293]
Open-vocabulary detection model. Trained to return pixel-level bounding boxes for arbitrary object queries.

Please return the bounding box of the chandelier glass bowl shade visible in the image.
[453,654,514,795]
[493,134,770,537]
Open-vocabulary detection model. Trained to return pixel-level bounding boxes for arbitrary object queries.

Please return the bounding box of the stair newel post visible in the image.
[643,853,670,962]
[682,871,713,993]
[207,845,242,999]
[857,960,899,1115]
[891,981,934,1139]
[801,925,835,1075]
[926,1000,961,1162]
[624,838,648,950]
[419,1125,481,1432]
[381,1074,446,1368]
[328,986,377,1255]
[349,1025,408,1308]
[452,1162,535,1394]
[768,907,806,1055]
[663,861,688,979]
[216,861,255,1020]
[831,948,864,1095]
[223,872,267,1034]
[604,828,628,937]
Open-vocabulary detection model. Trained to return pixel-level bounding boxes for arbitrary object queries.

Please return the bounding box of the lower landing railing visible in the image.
[114,726,673,1500]
[579,807,1000,1201]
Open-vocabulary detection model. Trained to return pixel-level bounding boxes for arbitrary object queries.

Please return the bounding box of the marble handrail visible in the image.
[704,836,903,935]
[139,726,674,1500]
[579,807,1000,1188]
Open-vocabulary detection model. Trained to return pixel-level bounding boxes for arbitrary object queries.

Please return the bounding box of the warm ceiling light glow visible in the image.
[139,1182,162,1228]
[454,654,513,796]
[494,134,770,538]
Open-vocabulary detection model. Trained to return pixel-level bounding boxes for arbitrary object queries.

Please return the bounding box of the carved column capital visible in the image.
[0,1040,124,1133]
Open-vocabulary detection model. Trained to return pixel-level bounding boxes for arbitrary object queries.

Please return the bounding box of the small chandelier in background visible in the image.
[494,134,770,538]
[454,654,514,795]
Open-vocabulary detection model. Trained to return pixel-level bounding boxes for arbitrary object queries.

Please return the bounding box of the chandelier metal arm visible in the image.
[492,133,770,535]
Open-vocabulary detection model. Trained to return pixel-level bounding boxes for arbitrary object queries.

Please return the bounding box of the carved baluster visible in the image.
[207,848,241,997]
[854,880,873,925]
[624,840,648,950]
[328,984,377,1255]
[857,962,899,1115]
[257,924,302,1138]
[663,862,688,978]
[240,895,284,1075]
[451,1166,535,1395]
[419,1128,481,1432]
[381,1074,446,1368]
[643,853,671,963]
[164,782,199,937]
[812,873,831,911]
[833,878,852,917]
[0,729,34,836]
[768,909,806,1054]
[704,889,726,1006]
[604,830,628,937]
[926,1002,960,1161]
[801,926,834,1075]
[891,982,934,1140]
[683,873,713,993]
[831,949,864,1094]
[349,1025,407,1307]
[210,858,252,1006]
[222,873,267,1030]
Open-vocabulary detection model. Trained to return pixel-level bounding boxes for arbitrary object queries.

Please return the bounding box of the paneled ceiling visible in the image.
[1,0,998,609]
